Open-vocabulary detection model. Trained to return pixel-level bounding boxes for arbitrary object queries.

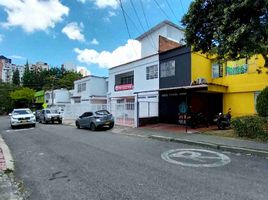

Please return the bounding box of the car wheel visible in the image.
[76,121,81,129]
[90,123,96,131]
[33,124,36,127]
[58,120,62,124]
[11,125,15,129]
[109,123,114,129]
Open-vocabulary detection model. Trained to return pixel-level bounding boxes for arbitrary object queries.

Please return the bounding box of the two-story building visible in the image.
[108,20,185,127]
[158,45,268,124]
[63,75,108,119]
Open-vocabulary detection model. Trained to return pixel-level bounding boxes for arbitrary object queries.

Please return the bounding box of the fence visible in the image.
[110,102,135,127]
[63,104,107,119]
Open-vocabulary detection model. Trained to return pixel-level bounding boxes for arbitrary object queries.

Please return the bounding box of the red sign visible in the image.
[115,84,134,91]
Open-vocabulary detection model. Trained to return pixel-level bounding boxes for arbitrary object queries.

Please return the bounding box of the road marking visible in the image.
[6,128,35,132]
[161,148,231,168]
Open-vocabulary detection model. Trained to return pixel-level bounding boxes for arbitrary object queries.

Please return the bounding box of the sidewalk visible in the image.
[0,135,23,200]
[64,119,268,157]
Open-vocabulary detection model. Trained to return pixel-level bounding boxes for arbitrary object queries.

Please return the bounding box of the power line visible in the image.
[117,0,138,57]
[138,0,157,51]
[165,0,179,22]
[130,0,157,52]
[179,0,185,13]
[152,0,172,20]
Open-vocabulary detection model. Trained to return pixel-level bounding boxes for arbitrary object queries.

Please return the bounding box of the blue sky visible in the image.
[0,0,192,77]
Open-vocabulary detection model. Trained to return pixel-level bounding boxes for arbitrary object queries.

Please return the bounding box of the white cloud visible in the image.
[90,38,99,45]
[77,0,118,9]
[0,0,69,33]
[77,0,86,3]
[10,55,26,60]
[77,66,91,76]
[74,39,141,68]
[108,11,116,17]
[0,34,3,42]
[62,22,85,42]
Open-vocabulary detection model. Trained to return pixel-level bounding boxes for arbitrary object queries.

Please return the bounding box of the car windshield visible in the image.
[46,110,57,114]
[13,110,32,115]
[95,110,110,115]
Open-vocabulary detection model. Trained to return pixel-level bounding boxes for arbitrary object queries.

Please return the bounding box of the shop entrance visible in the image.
[159,90,223,124]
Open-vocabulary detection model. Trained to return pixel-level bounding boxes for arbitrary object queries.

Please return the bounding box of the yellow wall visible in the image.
[223,92,255,116]
[191,53,268,117]
[191,52,212,83]
[212,55,268,93]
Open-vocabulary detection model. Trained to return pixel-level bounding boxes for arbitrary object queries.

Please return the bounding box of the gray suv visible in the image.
[75,110,114,131]
[39,109,62,124]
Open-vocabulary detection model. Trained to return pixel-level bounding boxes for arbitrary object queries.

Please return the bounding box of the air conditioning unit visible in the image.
[197,77,207,84]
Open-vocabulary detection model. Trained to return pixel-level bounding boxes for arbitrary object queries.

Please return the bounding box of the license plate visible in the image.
[105,122,110,125]
[21,120,27,124]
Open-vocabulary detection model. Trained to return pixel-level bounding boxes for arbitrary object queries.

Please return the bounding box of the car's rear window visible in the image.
[95,110,110,115]
[13,110,32,115]
[46,110,57,114]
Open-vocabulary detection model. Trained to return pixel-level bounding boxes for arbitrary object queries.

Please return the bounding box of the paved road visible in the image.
[0,116,268,200]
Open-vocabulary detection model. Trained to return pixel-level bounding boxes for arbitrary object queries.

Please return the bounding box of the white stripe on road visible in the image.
[6,128,35,132]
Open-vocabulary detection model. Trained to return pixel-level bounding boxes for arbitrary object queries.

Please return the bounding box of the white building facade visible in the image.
[108,20,185,127]
[45,88,71,113]
[63,76,108,119]
[108,54,159,127]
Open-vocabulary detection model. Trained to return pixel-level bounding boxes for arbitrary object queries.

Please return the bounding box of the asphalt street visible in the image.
[0,116,268,200]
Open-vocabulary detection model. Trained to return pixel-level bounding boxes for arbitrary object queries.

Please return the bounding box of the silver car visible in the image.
[39,109,63,124]
[10,108,36,129]
[75,110,114,131]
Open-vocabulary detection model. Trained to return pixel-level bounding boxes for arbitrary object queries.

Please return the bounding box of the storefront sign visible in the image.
[114,84,134,91]
[226,59,248,75]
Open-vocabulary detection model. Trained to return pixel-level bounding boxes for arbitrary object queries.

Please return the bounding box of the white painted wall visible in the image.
[73,76,107,103]
[139,24,185,58]
[108,54,159,99]
[140,26,167,58]
[45,89,70,106]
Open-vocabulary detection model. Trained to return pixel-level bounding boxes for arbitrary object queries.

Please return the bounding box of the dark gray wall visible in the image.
[159,46,191,88]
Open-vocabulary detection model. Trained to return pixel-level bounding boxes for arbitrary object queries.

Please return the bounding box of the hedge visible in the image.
[231,116,268,141]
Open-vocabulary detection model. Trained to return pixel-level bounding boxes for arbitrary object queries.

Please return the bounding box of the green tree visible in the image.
[10,87,35,107]
[12,68,20,86]
[0,83,17,114]
[256,86,268,117]
[182,0,268,67]
[57,71,82,90]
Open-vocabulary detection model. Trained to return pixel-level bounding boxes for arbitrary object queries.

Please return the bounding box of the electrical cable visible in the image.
[165,0,179,22]
[152,0,172,20]
[117,0,138,57]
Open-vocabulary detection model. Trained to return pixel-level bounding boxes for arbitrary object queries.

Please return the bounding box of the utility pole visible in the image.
[51,76,55,108]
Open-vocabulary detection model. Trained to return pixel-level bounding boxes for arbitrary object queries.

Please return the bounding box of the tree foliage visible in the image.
[0,83,17,114]
[22,64,82,91]
[10,87,35,104]
[256,86,268,117]
[182,0,268,66]
[12,68,20,86]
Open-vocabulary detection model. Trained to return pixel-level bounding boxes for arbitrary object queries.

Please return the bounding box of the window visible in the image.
[115,71,134,85]
[77,82,86,92]
[146,65,158,80]
[160,60,175,78]
[254,91,261,112]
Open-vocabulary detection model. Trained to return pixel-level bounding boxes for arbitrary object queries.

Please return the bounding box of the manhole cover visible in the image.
[161,148,231,167]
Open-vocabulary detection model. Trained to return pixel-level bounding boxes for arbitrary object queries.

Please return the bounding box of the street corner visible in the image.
[0,136,14,171]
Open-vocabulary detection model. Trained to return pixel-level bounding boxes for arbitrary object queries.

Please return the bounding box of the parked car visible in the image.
[9,108,36,129]
[75,110,114,131]
[39,109,62,124]
[35,109,42,122]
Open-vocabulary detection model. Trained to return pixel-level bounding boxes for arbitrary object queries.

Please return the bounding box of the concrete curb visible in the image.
[149,135,268,157]
[0,135,14,170]
[61,122,268,157]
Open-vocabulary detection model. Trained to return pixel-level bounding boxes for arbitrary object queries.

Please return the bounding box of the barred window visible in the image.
[160,60,175,78]
[146,65,158,80]
[77,82,86,92]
